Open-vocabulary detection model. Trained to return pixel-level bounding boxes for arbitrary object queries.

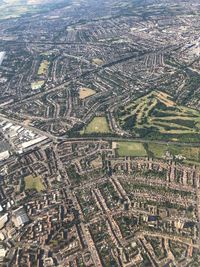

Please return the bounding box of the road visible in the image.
[2,43,177,107]
[57,136,200,147]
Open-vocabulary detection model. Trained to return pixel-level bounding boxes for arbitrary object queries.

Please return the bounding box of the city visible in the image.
[0,0,200,266]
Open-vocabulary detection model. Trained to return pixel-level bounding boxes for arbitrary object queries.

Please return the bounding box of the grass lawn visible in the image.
[116,141,200,165]
[148,143,200,163]
[38,60,49,75]
[83,116,110,134]
[148,143,167,158]
[31,80,45,90]
[117,142,147,157]
[92,58,104,65]
[24,175,45,192]
[79,87,96,99]
[118,90,200,142]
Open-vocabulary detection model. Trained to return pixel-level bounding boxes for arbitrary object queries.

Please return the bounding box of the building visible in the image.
[12,206,29,228]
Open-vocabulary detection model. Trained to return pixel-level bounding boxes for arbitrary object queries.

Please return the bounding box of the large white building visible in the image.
[12,206,29,228]
[0,244,7,263]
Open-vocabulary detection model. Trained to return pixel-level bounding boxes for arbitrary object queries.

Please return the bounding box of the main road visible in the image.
[57,136,200,147]
[0,108,199,149]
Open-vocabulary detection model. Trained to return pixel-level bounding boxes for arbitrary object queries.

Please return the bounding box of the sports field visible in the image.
[79,87,96,99]
[117,142,147,157]
[83,116,110,134]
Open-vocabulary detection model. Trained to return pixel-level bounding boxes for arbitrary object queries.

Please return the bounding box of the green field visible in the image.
[0,0,67,20]
[31,80,45,90]
[24,175,45,192]
[38,60,49,76]
[117,142,147,157]
[117,90,200,142]
[82,116,110,134]
[116,141,200,165]
[79,87,96,99]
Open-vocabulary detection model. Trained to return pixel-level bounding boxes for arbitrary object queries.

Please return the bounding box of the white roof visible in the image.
[0,151,9,161]
[21,136,47,149]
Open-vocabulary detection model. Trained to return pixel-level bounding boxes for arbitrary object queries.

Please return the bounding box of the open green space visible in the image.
[24,175,45,192]
[38,60,49,76]
[31,80,45,90]
[116,141,200,165]
[79,87,96,99]
[117,142,147,157]
[0,0,68,20]
[148,143,200,162]
[117,90,200,142]
[82,116,110,134]
[0,1,28,20]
